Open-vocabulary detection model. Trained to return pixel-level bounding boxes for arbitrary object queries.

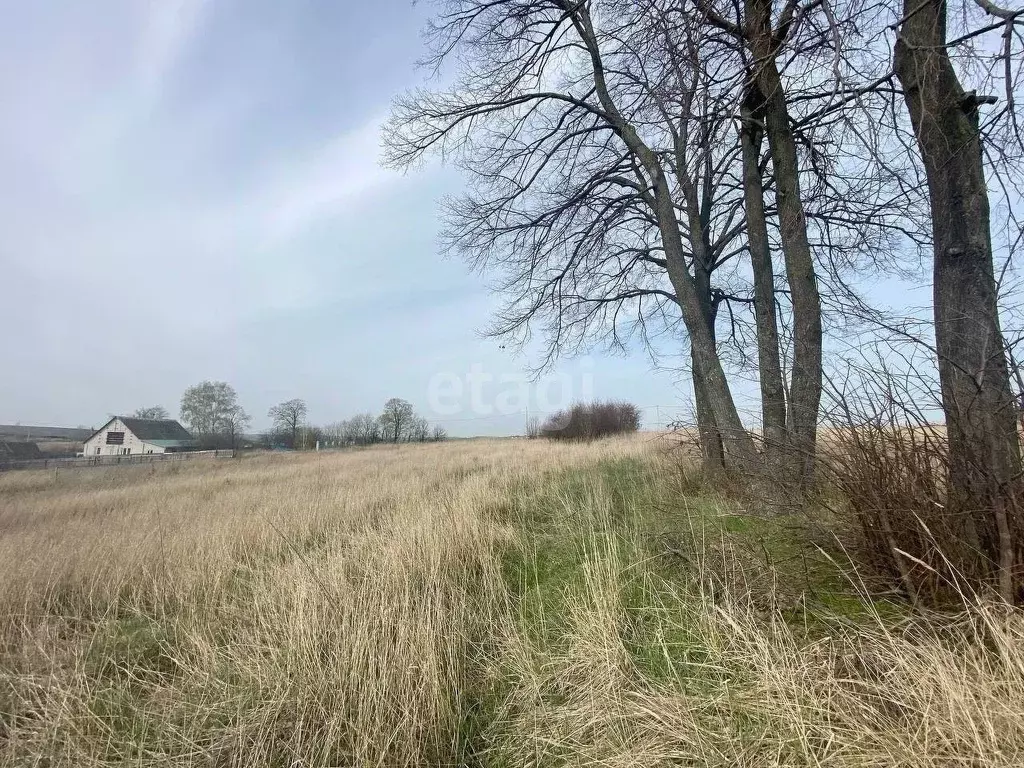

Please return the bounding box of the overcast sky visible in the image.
[0,1,928,435]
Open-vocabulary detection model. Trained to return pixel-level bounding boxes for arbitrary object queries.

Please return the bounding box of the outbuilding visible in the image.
[82,417,193,456]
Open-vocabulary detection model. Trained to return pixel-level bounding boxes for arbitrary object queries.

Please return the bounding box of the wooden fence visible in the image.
[0,449,235,473]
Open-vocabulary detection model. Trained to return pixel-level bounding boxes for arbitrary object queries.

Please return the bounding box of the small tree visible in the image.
[220,406,251,451]
[432,425,448,442]
[132,406,169,420]
[268,399,308,449]
[379,398,415,443]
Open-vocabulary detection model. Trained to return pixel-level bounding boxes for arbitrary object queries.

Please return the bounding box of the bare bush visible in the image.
[541,401,641,442]
[822,355,1022,604]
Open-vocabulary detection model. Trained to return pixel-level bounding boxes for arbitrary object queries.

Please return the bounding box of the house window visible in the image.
[106,431,125,445]
[95,447,101,455]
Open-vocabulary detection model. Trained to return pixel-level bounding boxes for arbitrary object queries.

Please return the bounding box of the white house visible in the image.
[82,417,194,457]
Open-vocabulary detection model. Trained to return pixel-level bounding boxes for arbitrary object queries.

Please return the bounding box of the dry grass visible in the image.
[0,438,645,766]
[485,479,1024,767]
[2,435,1023,766]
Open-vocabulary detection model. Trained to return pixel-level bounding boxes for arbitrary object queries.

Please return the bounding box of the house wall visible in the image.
[82,418,167,457]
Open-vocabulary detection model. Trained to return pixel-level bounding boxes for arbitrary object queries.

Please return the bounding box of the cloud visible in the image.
[0,3,406,339]
[0,0,693,432]
[262,117,393,242]
[136,0,211,104]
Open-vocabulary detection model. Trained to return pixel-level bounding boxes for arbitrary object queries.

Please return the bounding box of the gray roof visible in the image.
[0,441,43,460]
[117,418,193,442]
[0,425,93,441]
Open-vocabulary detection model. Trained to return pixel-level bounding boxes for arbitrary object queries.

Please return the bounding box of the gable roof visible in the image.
[86,417,193,444]
[119,418,193,442]
[0,441,43,460]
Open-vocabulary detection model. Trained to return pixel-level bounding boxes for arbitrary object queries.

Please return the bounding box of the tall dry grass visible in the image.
[2,435,1024,766]
[0,438,645,766]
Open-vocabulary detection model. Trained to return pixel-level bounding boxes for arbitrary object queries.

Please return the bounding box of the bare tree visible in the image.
[387,0,760,469]
[739,82,787,462]
[221,406,251,451]
[346,414,382,446]
[379,398,415,444]
[695,0,825,484]
[268,398,308,449]
[409,417,431,443]
[132,406,169,420]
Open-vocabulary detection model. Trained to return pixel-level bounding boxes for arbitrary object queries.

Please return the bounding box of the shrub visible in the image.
[540,401,641,442]
[820,364,1019,605]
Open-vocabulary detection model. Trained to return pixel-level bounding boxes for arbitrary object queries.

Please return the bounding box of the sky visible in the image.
[0,1,929,436]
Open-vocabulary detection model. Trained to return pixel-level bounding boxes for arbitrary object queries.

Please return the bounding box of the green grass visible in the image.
[491,453,897,698]
[86,614,180,681]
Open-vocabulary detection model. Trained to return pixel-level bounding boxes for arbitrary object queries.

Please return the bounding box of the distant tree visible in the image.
[180,381,245,441]
[379,398,415,443]
[296,425,323,451]
[408,417,431,443]
[321,422,344,448]
[346,413,381,446]
[132,406,168,420]
[268,398,308,449]
[221,406,251,451]
[431,425,448,442]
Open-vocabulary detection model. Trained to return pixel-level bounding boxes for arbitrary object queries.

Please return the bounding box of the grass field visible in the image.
[2,436,1023,766]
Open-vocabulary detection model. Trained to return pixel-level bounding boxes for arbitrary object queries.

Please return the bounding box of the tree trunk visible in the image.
[741,82,788,464]
[894,0,1023,601]
[692,349,726,470]
[745,0,824,487]
[683,163,728,473]
[658,188,759,469]
[692,261,726,472]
